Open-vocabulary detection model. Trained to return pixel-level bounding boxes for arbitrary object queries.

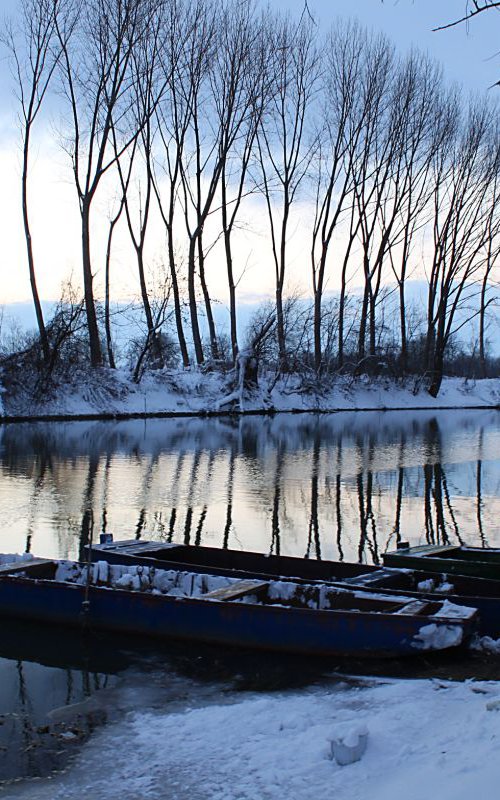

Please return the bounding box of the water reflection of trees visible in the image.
[1,413,500,563]
[0,653,109,782]
[477,427,487,548]
[305,434,321,560]
[421,420,464,547]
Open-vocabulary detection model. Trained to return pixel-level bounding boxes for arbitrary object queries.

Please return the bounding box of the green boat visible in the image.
[383,544,500,580]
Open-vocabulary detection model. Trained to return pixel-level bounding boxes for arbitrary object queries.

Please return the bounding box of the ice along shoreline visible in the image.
[2,403,500,425]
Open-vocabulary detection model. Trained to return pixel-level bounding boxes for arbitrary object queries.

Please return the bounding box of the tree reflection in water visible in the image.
[0,633,113,783]
[1,410,500,564]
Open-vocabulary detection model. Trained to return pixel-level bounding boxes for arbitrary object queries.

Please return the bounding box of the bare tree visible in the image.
[353,50,447,371]
[103,141,136,369]
[347,34,395,362]
[256,12,319,372]
[309,21,365,374]
[174,0,269,366]
[218,5,272,363]
[476,134,500,376]
[177,0,219,365]
[112,4,169,369]
[385,55,444,372]
[152,0,194,368]
[2,0,69,363]
[425,99,497,396]
[55,0,157,367]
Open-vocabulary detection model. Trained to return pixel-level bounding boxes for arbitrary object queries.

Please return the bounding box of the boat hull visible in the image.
[88,541,500,637]
[0,573,474,659]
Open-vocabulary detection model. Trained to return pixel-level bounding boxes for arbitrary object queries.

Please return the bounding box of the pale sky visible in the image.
[0,0,498,309]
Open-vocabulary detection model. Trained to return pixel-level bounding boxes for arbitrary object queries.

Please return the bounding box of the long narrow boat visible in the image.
[383,544,500,581]
[87,539,500,636]
[0,555,477,658]
[88,539,390,582]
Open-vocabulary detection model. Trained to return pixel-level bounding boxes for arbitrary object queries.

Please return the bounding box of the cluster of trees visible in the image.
[4,0,500,397]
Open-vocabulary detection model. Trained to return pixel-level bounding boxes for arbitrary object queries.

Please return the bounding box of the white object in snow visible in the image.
[328,723,369,766]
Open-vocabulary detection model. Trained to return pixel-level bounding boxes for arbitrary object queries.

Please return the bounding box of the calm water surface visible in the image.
[1,408,500,784]
[1,408,499,562]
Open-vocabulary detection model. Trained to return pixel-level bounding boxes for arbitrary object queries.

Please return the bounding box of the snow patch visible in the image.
[432,599,474,619]
[416,579,435,591]
[434,581,455,594]
[8,677,500,800]
[471,635,500,654]
[413,623,463,650]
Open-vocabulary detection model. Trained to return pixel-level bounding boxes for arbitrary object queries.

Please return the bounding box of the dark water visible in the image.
[0,622,118,784]
[1,408,500,784]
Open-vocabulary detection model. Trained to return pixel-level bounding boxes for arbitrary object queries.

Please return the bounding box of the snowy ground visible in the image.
[3,671,500,800]
[2,370,500,419]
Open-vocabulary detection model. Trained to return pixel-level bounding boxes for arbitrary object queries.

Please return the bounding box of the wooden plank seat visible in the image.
[342,570,394,586]
[393,600,431,616]
[202,579,268,602]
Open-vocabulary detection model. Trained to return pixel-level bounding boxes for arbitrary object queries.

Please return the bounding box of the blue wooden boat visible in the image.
[383,544,500,581]
[0,555,477,658]
[87,539,500,637]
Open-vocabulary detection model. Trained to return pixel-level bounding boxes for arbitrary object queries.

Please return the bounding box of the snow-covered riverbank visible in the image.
[1,371,499,420]
[4,672,500,800]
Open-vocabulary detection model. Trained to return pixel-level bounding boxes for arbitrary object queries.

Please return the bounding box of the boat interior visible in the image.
[0,558,449,617]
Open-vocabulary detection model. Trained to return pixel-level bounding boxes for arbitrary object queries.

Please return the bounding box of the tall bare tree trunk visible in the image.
[104,216,118,369]
[357,283,369,362]
[22,138,50,363]
[187,238,204,365]
[223,224,238,362]
[479,270,488,378]
[167,234,190,367]
[399,280,407,372]
[81,199,102,367]
[197,232,219,360]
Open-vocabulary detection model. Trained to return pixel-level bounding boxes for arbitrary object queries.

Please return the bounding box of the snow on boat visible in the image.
[88,539,500,636]
[0,554,477,658]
